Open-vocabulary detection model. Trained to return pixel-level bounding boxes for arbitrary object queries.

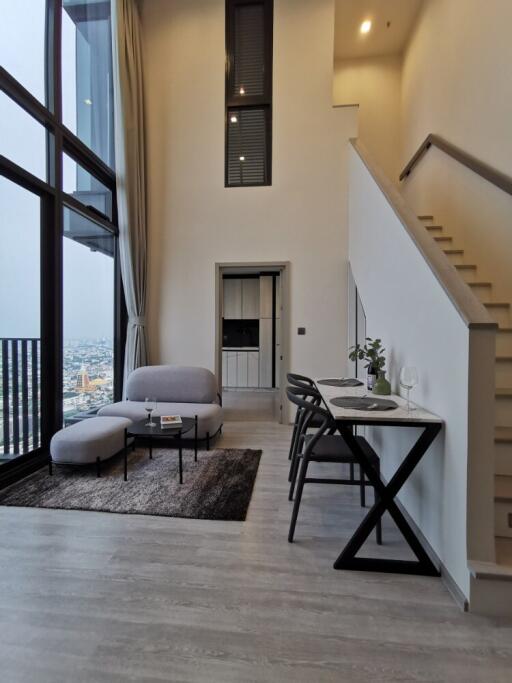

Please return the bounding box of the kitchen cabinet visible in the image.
[223,278,242,319]
[259,275,273,318]
[236,352,248,387]
[259,318,273,388]
[248,351,259,387]
[242,278,260,319]
[222,350,260,388]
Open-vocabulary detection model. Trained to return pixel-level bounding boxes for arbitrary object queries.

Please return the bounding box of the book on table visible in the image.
[160,415,183,428]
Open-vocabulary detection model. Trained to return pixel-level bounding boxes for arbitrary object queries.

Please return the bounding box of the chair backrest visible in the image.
[287,372,315,389]
[126,365,218,404]
[286,386,335,456]
[286,386,332,427]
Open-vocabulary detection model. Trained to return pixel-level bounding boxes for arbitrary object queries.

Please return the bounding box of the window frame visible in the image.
[0,0,124,486]
[225,0,273,187]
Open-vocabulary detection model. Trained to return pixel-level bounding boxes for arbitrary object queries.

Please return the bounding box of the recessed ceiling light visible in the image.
[360,20,372,34]
[239,86,245,95]
[239,156,245,161]
[230,115,238,123]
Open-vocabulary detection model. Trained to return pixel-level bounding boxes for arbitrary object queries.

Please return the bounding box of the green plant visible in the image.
[348,337,386,372]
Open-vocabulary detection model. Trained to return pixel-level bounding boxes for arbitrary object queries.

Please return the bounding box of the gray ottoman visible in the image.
[50,416,132,476]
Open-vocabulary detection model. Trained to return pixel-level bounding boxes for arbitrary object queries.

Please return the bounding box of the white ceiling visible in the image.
[334,0,423,61]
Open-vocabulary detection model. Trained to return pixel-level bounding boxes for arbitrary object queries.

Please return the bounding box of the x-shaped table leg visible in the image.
[334,422,442,576]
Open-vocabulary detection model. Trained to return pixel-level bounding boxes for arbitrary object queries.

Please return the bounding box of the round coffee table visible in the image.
[124,417,197,483]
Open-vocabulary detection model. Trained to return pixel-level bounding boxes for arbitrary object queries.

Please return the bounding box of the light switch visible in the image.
[297,327,306,335]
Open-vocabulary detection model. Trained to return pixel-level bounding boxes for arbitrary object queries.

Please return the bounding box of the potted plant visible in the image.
[348,337,391,395]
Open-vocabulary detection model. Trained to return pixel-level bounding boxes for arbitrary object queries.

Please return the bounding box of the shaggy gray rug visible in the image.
[0,447,262,521]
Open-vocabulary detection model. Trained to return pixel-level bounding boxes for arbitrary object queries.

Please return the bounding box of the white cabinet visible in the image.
[222,350,260,388]
[259,318,273,388]
[223,278,242,319]
[259,276,273,318]
[225,351,238,387]
[248,351,259,387]
[242,278,260,319]
[236,352,248,387]
[222,353,228,387]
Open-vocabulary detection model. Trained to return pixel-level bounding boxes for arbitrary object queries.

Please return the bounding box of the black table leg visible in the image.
[149,435,153,460]
[334,422,442,576]
[48,454,53,476]
[194,415,198,462]
[124,428,128,482]
[178,431,183,484]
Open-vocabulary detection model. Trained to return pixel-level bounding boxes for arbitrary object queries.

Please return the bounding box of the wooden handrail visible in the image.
[351,139,496,329]
[399,134,512,197]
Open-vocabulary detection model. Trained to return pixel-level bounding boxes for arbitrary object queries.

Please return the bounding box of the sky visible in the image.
[0,2,114,340]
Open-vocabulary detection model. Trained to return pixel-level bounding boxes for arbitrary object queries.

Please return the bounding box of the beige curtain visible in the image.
[111,0,148,390]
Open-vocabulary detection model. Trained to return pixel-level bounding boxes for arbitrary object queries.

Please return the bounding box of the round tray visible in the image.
[317,378,364,388]
[330,396,398,411]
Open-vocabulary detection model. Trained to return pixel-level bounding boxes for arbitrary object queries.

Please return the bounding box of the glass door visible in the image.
[0,177,42,462]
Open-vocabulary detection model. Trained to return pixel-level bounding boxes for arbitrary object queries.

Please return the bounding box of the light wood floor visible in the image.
[1,420,512,682]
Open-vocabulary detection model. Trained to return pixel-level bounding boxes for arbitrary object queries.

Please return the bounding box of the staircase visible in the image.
[418,215,512,567]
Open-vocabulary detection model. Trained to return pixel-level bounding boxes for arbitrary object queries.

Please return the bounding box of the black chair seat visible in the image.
[304,434,379,466]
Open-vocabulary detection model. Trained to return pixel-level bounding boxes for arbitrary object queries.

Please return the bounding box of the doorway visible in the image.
[215,262,289,423]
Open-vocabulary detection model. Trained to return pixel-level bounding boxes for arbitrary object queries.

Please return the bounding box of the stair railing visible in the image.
[399,133,512,197]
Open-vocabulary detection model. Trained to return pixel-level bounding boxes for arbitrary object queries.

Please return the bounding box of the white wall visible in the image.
[400,0,512,302]
[140,0,358,381]
[333,55,402,181]
[348,144,495,598]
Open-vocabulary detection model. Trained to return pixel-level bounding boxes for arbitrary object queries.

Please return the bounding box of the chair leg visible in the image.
[359,465,366,507]
[206,432,210,451]
[289,446,303,501]
[288,417,299,461]
[288,456,309,543]
[96,456,101,478]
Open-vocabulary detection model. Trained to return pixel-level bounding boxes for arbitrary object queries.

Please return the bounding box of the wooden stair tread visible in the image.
[434,236,453,242]
[426,225,443,231]
[444,249,464,255]
[497,356,512,362]
[467,281,492,287]
[496,426,512,443]
[498,327,512,333]
[485,302,510,308]
[495,474,512,501]
[417,215,434,220]
[469,559,512,581]
[496,388,512,397]
[454,264,476,270]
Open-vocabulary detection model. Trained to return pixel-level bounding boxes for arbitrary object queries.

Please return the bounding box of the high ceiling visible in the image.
[334,0,424,61]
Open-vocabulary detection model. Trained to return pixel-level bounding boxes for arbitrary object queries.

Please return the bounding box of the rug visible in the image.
[0,447,262,521]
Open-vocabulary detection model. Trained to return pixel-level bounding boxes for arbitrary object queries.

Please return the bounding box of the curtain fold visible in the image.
[111,0,148,393]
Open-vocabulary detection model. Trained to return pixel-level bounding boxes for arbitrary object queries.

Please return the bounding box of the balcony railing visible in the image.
[1,338,40,457]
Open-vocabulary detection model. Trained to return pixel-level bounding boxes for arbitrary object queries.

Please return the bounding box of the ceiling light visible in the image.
[84,98,92,105]
[239,86,245,95]
[239,156,245,161]
[360,20,372,34]
[230,115,238,123]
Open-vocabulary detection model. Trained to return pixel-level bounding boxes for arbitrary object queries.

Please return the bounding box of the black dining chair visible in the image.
[286,373,333,484]
[286,386,382,545]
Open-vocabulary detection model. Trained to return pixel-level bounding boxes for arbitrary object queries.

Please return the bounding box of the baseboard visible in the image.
[381,474,469,611]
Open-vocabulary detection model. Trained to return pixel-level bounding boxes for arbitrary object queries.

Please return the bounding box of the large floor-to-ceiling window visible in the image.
[0,1,122,481]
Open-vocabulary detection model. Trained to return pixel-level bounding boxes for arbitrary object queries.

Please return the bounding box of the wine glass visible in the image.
[400,367,418,412]
[144,397,157,427]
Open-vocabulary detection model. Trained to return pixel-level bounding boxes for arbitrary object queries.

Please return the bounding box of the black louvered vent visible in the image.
[227,107,268,186]
[232,3,265,98]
